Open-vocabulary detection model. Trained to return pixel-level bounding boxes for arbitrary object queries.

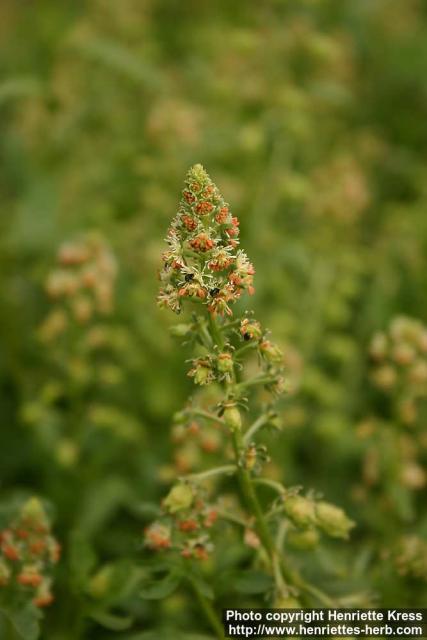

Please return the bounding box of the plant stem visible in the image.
[189,578,225,639]
[235,375,278,393]
[209,313,225,349]
[234,341,257,359]
[253,477,286,496]
[243,413,270,444]
[186,408,225,426]
[230,429,277,563]
[183,464,236,482]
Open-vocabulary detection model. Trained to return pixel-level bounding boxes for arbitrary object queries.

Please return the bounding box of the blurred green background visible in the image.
[1,0,427,637]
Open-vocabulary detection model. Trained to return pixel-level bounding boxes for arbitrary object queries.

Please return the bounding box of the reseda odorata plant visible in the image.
[0,498,60,634]
[146,165,355,637]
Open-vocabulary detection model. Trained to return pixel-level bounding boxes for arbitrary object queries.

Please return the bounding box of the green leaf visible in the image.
[69,530,97,588]
[90,610,133,631]
[234,570,274,594]
[77,477,134,536]
[190,576,214,600]
[9,605,41,640]
[140,572,181,600]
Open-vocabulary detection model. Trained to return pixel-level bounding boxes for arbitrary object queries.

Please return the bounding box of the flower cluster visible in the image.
[370,316,427,424]
[158,164,255,317]
[144,483,218,561]
[40,233,118,342]
[22,234,143,471]
[0,498,60,609]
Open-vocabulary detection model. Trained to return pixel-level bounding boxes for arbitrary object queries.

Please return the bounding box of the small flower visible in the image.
[18,566,43,588]
[216,352,234,375]
[203,509,218,528]
[209,248,234,271]
[188,358,215,385]
[195,201,214,216]
[189,233,215,252]
[215,206,230,224]
[178,519,199,532]
[144,522,172,550]
[240,318,263,341]
[259,340,284,365]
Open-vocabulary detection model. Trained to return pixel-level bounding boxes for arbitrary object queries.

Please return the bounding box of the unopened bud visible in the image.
[259,340,283,365]
[223,406,242,431]
[283,496,316,528]
[315,501,355,539]
[217,352,234,374]
[287,528,319,550]
[163,484,194,514]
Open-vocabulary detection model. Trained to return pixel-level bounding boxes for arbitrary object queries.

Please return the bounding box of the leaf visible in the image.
[9,604,41,640]
[140,572,181,600]
[234,570,274,595]
[68,529,97,588]
[90,609,133,631]
[77,477,134,536]
[190,576,214,600]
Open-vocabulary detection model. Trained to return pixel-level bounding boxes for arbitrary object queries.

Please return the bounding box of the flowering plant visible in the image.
[0,498,59,639]
[145,165,356,637]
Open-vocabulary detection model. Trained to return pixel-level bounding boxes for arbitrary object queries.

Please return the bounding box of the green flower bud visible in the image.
[195,366,213,385]
[259,340,283,365]
[287,528,320,550]
[217,352,234,374]
[283,496,316,528]
[315,501,355,539]
[21,497,48,528]
[163,483,194,514]
[223,406,242,431]
[188,359,215,385]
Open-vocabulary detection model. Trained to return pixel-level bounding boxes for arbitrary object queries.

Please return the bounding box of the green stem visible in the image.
[234,341,257,359]
[253,477,286,496]
[231,429,277,563]
[183,464,236,482]
[186,408,225,426]
[235,375,278,393]
[208,313,225,349]
[217,508,250,528]
[243,414,270,444]
[189,578,225,639]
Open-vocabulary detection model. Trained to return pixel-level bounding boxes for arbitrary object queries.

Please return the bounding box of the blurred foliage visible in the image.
[0,0,427,637]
